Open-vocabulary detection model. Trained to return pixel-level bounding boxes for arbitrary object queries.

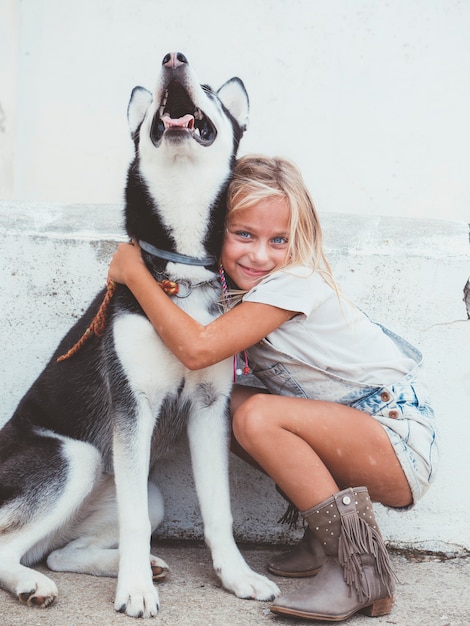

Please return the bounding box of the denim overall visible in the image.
[246,323,439,506]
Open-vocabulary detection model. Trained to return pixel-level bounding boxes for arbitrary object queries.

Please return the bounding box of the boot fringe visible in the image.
[275,486,301,528]
[338,512,396,603]
[277,502,301,528]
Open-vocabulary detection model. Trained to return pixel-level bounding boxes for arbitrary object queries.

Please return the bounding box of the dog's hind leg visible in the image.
[47,477,169,580]
[187,385,280,602]
[0,434,102,608]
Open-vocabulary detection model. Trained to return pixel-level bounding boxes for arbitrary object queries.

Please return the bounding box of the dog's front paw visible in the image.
[114,583,160,618]
[221,566,280,602]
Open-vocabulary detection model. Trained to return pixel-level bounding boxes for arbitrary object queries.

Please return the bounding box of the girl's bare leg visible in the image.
[230,385,271,472]
[231,391,412,509]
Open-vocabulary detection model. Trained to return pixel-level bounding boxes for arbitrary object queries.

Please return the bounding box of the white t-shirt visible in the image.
[242,266,416,386]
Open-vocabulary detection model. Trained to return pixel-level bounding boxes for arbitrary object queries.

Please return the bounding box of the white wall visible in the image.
[0,1,469,553]
[1,0,469,221]
[1,203,469,554]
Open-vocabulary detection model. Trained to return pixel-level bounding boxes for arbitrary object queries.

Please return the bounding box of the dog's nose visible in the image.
[162,52,188,69]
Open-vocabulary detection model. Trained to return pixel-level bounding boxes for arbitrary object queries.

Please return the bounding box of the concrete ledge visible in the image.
[1,202,469,555]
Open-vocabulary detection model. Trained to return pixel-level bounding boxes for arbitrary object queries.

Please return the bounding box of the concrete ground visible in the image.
[1,541,468,626]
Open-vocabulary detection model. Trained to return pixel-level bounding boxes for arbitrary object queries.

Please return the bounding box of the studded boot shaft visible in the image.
[270,487,395,622]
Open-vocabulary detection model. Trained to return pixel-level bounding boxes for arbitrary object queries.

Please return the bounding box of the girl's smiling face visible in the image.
[221,197,290,291]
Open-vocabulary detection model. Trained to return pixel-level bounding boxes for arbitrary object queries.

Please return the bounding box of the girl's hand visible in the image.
[108,241,146,285]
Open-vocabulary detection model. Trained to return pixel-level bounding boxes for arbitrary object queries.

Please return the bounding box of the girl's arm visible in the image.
[108,243,294,370]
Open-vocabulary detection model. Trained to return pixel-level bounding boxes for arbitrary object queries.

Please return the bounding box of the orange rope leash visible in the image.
[57,277,179,363]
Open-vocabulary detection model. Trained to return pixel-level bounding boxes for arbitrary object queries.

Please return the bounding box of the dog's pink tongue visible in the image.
[162,114,194,129]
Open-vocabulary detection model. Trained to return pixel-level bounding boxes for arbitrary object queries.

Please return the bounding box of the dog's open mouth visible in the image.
[150,81,217,147]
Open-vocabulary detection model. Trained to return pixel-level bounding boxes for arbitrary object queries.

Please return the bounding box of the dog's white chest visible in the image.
[112,313,184,397]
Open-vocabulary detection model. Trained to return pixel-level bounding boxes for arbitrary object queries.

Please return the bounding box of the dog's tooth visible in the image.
[159,92,168,111]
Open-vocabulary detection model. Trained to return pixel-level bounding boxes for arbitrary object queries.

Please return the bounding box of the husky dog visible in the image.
[0,52,279,618]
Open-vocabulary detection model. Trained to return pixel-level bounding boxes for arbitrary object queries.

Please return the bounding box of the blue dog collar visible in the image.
[139,240,217,268]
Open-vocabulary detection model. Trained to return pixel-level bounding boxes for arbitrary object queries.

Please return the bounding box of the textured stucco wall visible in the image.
[1,202,469,555]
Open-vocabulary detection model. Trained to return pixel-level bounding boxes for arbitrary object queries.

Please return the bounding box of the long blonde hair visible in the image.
[227,154,336,289]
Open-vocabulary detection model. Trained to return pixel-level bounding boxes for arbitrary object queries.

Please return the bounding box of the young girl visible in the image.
[108,154,438,622]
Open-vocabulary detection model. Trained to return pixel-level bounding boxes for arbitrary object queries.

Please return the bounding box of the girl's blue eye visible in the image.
[272,236,288,245]
[237,231,251,238]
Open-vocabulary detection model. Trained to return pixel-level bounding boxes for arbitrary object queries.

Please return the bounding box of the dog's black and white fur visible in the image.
[0,52,279,618]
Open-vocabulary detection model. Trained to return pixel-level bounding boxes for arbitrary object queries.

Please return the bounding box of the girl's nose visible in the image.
[250,241,269,262]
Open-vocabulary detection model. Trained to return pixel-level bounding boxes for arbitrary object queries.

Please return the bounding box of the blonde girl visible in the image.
[108,154,437,622]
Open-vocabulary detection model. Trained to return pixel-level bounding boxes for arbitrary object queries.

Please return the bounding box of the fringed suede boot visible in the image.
[270,487,395,622]
[267,527,326,578]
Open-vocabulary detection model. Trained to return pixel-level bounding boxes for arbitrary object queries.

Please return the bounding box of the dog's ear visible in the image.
[217,78,249,133]
[127,86,153,135]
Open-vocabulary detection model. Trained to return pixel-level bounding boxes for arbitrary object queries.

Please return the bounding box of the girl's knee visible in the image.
[232,393,272,444]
